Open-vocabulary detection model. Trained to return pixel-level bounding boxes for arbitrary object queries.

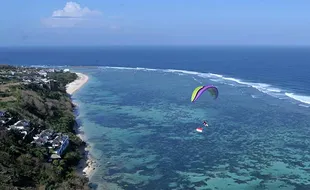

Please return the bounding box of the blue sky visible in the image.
[1,0,310,46]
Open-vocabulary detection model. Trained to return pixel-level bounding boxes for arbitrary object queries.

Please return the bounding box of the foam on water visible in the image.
[285,93,310,105]
[101,66,158,72]
[192,77,202,84]
[99,66,310,105]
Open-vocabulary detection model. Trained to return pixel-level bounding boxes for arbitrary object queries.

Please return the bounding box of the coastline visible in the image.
[65,72,96,179]
[66,72,89,95]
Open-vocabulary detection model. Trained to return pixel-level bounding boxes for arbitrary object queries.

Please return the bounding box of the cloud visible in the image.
[42,2,103,28]
[51,2,102,18]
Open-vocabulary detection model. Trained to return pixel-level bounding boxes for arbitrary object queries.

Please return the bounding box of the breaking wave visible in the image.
[285,93,310,105]
[99,66,310,105]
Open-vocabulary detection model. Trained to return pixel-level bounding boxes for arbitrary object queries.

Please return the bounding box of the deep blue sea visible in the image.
[1,47,310,189]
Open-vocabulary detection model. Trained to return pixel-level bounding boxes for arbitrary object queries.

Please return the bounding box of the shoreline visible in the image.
[66,72,89,95]
[75,130,97,180]
[65,72,96,179]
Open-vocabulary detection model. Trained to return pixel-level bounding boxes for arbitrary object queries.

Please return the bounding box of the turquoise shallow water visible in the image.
[71,67,310,190]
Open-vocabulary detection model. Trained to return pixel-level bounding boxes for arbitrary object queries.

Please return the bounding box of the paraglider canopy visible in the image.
[191,85,218,102]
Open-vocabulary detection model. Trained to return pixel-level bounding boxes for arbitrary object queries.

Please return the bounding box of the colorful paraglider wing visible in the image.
[207,86,218,99]
[191,85,218,102]
[191,86,203,102]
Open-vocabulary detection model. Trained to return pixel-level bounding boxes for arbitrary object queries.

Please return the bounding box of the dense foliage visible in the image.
[0,68,90,189]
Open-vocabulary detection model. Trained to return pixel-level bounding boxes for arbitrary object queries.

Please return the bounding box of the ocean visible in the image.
[1,46,310,189]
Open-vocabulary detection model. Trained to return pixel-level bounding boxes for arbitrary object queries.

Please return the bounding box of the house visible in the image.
[40,78,52,89]
[10,120,30,131]
[38,70,47,77]
[22,76,32,83]
[63,69,70,72]
[22,79,32,85]
[32,129,70,159]
[53,134,69,156]
[0,117,12,127]
[32,129,55,145]
[7,120,30,139]
[47,69,55,73]
[19,120,30,126]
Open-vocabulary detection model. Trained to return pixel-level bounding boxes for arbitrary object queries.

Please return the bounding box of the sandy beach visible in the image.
[65,72,96,179]
[66,72,89,95]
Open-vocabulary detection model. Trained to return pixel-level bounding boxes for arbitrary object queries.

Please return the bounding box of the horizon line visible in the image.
[1,44,310,48]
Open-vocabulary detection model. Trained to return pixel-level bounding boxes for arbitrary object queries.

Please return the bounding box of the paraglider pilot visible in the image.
[203,121,208,127]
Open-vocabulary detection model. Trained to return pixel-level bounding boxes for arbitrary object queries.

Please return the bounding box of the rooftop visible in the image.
[52,134,69,147]
[13,120,30,127]
[32,129,69,148]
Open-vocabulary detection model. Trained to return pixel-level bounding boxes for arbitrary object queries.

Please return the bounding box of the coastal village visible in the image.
[1,111,69,160]
[0,65,70,88]
[0,65,94,189]
[0,66,71,161]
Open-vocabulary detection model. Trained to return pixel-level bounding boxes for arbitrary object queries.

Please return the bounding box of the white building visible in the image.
[38,70,48,77]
